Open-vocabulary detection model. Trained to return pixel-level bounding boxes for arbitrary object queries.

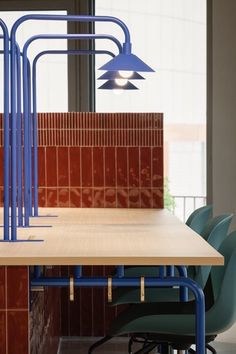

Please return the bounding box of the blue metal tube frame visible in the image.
[175,265,188,302]
[0,42,27,228]
[16,44,23,226]
[74,266,82,278]
[22,34,121,226]
[34,266,41,278]
[159,266,165,277]
[29,44,119,218]
[32,49,115,278]
[10,14,131,239]
[116,266,124,278]
[0,23,10,241]
[32,49,115,216]
[3,15,206,353]
[31,275,205,354]
[27,60,33,217]
[167,265,175,276]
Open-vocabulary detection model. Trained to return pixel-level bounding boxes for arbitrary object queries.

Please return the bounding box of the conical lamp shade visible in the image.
[99,53,154,72]
[98,71,145,80]
[98,80,138,90]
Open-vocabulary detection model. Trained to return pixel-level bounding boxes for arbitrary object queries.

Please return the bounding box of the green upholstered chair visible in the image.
[111,213,233,305]
[185,205,213,234]
[89,230,236,354]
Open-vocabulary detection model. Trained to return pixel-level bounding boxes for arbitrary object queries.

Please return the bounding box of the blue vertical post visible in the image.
[21,49,30,226]
[116,266,124,277]
[16,44,23,226]
[34,266,41,278]
[27,60,33,217]
[74,266,82,278]
[0,23,10,241]
[32,57,38,216]
[32,55,39,216]
[10,27,19,239]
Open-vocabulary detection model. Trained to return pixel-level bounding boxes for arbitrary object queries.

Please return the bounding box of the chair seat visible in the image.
[109,301,219,339]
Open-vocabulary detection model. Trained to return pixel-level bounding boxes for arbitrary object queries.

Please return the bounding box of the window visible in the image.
[0,1,95,112]
[0,10,68,112]
[95,0,207,220]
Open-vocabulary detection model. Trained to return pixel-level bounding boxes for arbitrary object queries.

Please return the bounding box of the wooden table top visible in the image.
[0,208,224,266]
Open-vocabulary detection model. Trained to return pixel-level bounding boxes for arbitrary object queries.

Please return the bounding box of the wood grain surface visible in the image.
[0,208,223,266]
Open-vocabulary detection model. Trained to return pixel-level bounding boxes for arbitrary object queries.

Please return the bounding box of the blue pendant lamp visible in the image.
[99,47,154,73]
[98,43,154,90]
[98,71,145,80]
[98,80,138,90]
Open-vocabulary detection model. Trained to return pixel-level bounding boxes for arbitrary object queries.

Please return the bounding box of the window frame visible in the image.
[0,0,95,112]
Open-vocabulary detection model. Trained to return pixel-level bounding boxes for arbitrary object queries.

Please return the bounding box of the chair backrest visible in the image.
[193,213,233,288]
[202,213,233,246]
[186,205,212,234]
[206,231,236,334]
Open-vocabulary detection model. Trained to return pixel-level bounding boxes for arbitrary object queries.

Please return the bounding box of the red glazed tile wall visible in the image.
[37,112,163,337]
[30,267,61,354]
[0,266,29,354]
[0,112,163,343]
[36,112,163,210]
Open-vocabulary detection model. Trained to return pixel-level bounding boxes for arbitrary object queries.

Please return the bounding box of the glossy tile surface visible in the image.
[0,267,29,354]
[30,266,61,354]
[7,266,28,309]
[0,311,6,353]
[37,113,163,338]
[0,268,5,309]
[0,112,164,344]
[7,310,29,354]
[35,113,163,210]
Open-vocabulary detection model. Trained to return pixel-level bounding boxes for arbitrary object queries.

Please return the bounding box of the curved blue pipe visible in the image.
[10,14,131,239]
[0,42,24,228]
[11,14,131,50]
[24,33,122,54]
[32,48,115,216]
[22,34,120,224]
[0,21,10,241]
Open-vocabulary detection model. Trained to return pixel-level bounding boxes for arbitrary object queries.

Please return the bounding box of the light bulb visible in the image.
[118,70,134,79]
[115,78,128,86]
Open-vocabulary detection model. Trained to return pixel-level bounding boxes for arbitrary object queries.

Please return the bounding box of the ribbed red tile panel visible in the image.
[0,266,29,354]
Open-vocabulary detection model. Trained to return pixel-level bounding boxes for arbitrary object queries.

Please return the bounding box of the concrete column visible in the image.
[208,0,236,227]
[208,0,236,342]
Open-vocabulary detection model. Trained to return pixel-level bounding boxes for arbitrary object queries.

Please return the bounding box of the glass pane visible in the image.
[0,10,68,112]
[95,0,206,220]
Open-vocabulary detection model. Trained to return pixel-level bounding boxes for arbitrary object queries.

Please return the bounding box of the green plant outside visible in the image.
[164,177,175,212]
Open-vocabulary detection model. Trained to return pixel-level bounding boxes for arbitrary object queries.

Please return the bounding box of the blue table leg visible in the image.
[30,275,205,354]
